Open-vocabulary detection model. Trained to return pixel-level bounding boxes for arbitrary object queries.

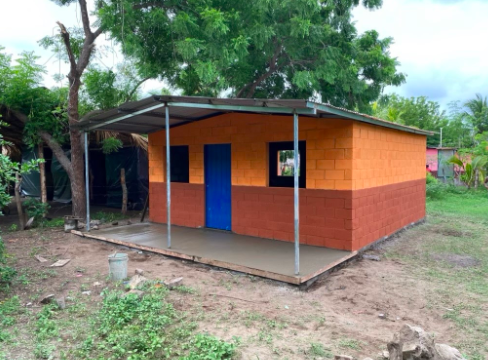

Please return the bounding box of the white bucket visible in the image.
[108,253,128,281]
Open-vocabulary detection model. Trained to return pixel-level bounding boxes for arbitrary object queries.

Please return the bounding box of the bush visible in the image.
[23,198,50,224]
[0,236,16,287]
[426,173,446,200]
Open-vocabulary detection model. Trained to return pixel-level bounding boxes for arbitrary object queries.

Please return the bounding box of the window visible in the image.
[269,141,306,188]
[170,145,189,183]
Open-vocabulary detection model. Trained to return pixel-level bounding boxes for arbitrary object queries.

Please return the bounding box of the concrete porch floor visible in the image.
[74,223,356,285]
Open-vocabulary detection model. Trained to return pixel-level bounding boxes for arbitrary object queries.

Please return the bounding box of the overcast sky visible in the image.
[0,0,486,109]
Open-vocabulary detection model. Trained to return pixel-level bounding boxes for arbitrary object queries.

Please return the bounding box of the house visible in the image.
[76,96,431,284]
[426,147,456,182]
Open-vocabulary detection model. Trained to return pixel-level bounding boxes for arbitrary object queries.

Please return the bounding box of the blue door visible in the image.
[204,144,231,230]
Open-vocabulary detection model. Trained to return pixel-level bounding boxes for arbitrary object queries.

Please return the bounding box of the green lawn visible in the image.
[388,190,488,359]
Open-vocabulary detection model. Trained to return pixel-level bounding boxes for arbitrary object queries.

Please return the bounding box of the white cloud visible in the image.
[354,0,488,108]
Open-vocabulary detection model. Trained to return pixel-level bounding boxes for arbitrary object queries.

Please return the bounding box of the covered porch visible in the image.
[74,223,356,285]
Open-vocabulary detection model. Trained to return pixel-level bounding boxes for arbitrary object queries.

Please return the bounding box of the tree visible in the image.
[35,0,106,218]
[98,0,404,112]
[464,93,488,133]
[372,95,447,146]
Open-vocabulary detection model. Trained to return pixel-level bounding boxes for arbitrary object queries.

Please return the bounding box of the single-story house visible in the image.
[75,96,431,284]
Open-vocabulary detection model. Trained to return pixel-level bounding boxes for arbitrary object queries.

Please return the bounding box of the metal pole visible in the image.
[165,105,171,249]
[84,132,90,232]
[439,127,443,148]
[293,112,299,275]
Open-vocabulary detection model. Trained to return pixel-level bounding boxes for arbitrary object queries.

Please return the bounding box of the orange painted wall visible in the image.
[148,114,427,191]
[351,123,427,190]
[148,113,355,190]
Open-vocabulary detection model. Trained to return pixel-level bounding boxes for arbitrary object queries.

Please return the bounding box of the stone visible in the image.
[123,289,144,299]
[93,281,102,287]
[40,294,55,304]
[26,302,33,307]
[378,313,386,319]
[435,344,466,360]
[135,268,145,275]
[381,351,389,359]
[92,225,99,230]
[334,355,354,360]
[388,325,436,360]
[90,220,101,226]
[128,274,147,290]
[112,221,118,226]
[82,291,91,296]
[164,277,183,289]
[55,297,66,310]
[127,220,132,225]
[363,254,381,261]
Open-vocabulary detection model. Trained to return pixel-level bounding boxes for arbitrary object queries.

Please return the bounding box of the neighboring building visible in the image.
[426,147,456,182]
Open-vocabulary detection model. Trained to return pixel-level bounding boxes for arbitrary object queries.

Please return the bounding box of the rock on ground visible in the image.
[128,274,147,290]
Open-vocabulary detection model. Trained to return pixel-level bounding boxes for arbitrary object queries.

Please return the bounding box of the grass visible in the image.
[0,281,238,360]
[387,189,488,359]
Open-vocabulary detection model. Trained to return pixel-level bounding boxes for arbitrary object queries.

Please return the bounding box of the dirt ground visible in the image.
[1,220,472,360]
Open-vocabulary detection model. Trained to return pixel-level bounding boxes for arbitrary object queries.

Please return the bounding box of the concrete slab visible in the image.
[76,223,355,284]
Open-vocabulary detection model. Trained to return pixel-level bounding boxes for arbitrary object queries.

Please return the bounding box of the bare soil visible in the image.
[1,223,469,360]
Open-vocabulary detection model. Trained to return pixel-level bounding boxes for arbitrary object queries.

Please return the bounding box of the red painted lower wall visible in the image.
[149,182,204,228]
[149,179,425,251]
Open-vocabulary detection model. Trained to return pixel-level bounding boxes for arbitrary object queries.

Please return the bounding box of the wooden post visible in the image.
[15,172,25,230]
[38,143,47,206]
[121,168,127,215]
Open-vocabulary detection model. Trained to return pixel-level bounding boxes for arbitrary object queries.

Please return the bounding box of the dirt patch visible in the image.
[432,228,470,238]
[2,226,468,360]
[431,253,481,268]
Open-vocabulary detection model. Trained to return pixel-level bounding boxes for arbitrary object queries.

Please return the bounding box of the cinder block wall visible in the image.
[148,113,426,251]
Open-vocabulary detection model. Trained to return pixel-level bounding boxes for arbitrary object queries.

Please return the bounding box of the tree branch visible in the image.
[38,130,74,180]
[56,21,78,75]
[10,109,74,180]
[245,43,284,98]
[125,77,152,102]
[78,0,93,38]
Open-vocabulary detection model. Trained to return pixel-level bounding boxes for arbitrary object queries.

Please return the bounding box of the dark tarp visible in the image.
[20,148,41,198]
[105,147,148,210]
[21,146,148,208]
[89,149,107,205]
[51,150,72,203]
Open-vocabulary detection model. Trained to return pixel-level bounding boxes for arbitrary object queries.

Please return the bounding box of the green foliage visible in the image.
[101,137,123,154]
[98,0,403,111]
[0,46,68,148]
[24,198,51,222]
[464,94,488,133]
[0,235,17,287]
[448,155,488,189]
[92,211,128,223]
[181,333,238,360]
[373,94,450,146]
[307,342,332,358]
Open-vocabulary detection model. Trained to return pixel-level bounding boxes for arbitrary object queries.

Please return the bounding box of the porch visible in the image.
[74,223,356,285]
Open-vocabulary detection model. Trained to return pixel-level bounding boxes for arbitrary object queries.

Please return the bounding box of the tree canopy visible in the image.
[98,0,404,112]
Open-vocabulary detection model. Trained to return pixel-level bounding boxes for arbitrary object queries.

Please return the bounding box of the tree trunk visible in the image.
[38,143,47,207]
[67,78,87,219]
[15,172,25,230]
[121,168,128,215]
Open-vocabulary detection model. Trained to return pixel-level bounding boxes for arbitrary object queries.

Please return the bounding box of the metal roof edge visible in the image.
[307,102,434,136]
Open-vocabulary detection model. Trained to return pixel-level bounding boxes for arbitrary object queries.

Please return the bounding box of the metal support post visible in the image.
[165,105,171,248]
[84,132,90,231]
[293,112,300,275]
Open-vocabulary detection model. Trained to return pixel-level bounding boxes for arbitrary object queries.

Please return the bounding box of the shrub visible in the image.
[23,198,50,224]
[0,236,16,287]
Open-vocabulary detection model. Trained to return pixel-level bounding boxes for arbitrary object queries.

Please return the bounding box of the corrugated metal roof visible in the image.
[74,95,434,136]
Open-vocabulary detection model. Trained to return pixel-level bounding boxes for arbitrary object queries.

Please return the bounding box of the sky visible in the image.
[0,0,487,110]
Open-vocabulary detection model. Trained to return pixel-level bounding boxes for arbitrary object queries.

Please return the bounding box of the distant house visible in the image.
[426,147,456,182]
